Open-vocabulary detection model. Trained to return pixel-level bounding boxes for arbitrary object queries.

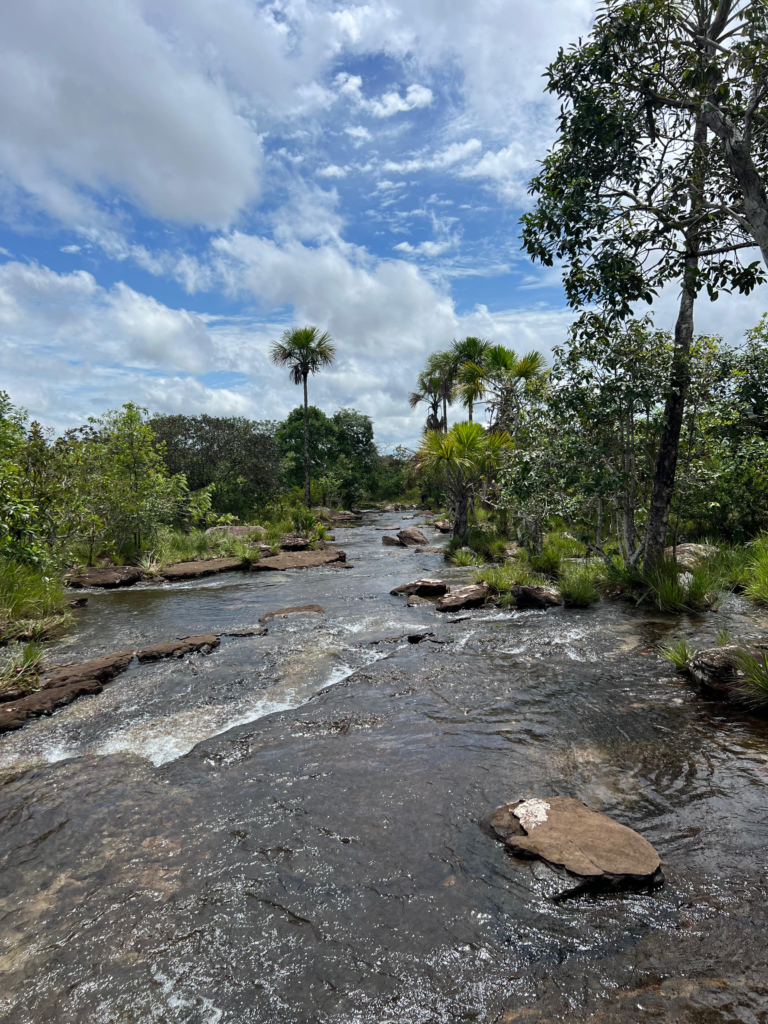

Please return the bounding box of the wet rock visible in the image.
[279,535,311,551]
[512,584,563,610]
[414,546,445,554]
[161,557,247,581]
[259,605,325,623]
[683,643,767,696]
[407,594,433,607]
[204,524,266,538]
[0,648,137,733]
[66,566,145,589]
[249,548,348,572]
[382,535,405,547]
[432,520,452,533]
[69,597,89,608]
[665,542,718,571]
[136,634,221,662]
[397,527,429,546]
[315,508,362,521]
[436,583,490,612]
[223,627,268,638]
[390,578,449,597]
[489,797,662,896]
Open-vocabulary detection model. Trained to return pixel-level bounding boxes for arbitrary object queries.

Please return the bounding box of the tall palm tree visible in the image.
[425,350,455,430]
[409,371,443,432]
[417,421,512,541]
[480,346,547,439]
[270,325,336,507]
[450,337,491,421]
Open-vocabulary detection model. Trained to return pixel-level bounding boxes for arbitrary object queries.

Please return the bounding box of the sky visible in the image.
[1,0,766,447]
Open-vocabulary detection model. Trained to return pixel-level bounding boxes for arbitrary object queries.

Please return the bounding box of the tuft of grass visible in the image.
[560,563,604,608]
[0,559,67,622]
[717,628,731,647]
[528,546,562,578]
[1,615,72,644]
[745,544,768,607]
[474,560,549,593]
[0,641,44,695]
[658,636,696,669]
[143,527,260,570]
[734,649,768,709]
[710,545,753,592]
[451,548,482,567]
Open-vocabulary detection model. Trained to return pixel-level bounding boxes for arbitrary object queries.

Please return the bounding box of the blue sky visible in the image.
[1,0,766,445]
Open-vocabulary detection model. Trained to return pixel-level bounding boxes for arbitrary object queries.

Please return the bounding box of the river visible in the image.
[1,511,767,1023]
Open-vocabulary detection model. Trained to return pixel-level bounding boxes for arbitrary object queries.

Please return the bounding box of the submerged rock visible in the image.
[390,578,449,597]
[512,584,563,610]
[382,535,405,547]
[259,605,325,623]
[249,548,348,572]
[407,594,434,607]
[137,634,220,662]
[489,796,662,897]
[436,583,490,612]
[161,557,247,581]
[204,524,266,538]
[414,546,445,554]
[665,542,718,571]
[69,597,89,608]
[398,527,429,546]
[67,566,145,589]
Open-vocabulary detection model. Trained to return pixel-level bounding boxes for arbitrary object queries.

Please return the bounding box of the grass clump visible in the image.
[559,563,604,608]
[142,527,260,570]
[717,628,731,647]
[745,543,768,607]
[451,547,482,567]
[658,636,696,669]
[0,559,67,622]
[0,641,44,696]
[734,649,768,709]
[473,560,549,594]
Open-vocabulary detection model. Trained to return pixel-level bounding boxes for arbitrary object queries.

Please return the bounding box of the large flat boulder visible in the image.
[436,583,489,612]
[665,542,718,571]
[249,548,347,572]
[38,649,136,690]
[390,578,449,597]
[137,634,220,662]
[66,566,145,589]
[512,584,562,610]
[382,535,405,547]
[398,527,429,546]
[204,524,266,538]
[489,797,662,895]
[161,557,247,581]
[259,605,325,623]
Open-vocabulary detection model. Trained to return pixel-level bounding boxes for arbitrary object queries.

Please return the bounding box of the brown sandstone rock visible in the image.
[249,548,348,572]
[382,535,405,547]
[390,578,449,597]
[512,584,562,610]
[436,583,490,612]
[161,557,247,581]
[490,796,662,894]
[137,634,220,662]
[67,566,145,589]
[432,520,452,533]
[39,649,136,689]
[414,546,445,554]
[397,527,429,546]
[259,605,325,623]
[279,535,311,551]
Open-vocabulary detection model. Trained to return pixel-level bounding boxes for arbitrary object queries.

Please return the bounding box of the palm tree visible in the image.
[409,370,444,431]
[425,350,455,430]
[270,326,336,507]
[480,346,547,439]
[450,337,491,421]
[417,421,512,541]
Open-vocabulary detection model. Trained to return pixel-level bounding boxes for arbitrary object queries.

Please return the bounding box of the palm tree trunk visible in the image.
[467,400,473,423]
[453,486,469,542]
[303,372,311,508]
[442,394,448,432]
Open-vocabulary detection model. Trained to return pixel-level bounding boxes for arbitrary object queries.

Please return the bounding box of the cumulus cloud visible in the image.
[384,139,482,174]
[335,73,434,118]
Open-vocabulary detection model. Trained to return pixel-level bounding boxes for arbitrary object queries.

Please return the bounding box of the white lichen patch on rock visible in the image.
[513,798,551,831]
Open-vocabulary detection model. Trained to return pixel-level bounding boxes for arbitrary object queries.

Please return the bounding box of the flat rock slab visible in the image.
[381,535,405,547]
[137,634,220,662]
[259,605,325,623]
[205,524,266,537]
[436,583,490,612]
[414,546,445,554]
[161,558,247,581]
[390,578,449,597]
[398,527,429,546]
[512,584,562,610]
[0,649,136,733]
[249,548,347,572]
[67,566,146,589]
[489,797,662,896]
[222,627,268,637]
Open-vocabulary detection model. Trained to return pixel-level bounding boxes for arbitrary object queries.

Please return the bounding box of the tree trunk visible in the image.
[642,279,696,570]
[303,373,311,508]
[443,394,448,432]
[453,487,469,542]
[467,400,473,423]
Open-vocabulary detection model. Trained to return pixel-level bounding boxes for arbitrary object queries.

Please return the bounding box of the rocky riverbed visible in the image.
[1,511,768,1023]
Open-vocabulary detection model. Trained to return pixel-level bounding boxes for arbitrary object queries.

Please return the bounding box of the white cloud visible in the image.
[316,164,349,179]
[344,125,373,144]
[60,244,82,254]
[335,73,433,118]
[384,138,483,174]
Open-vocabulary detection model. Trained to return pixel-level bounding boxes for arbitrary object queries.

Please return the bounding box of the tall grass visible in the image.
[559,563,604,607]
[0,641,44,695]
[474,561,549,593]
[142,527,261,570]
[658,636,696,669]
[745,542,768,607]
[0,559,67,621]
[606,557,719,612]
[734,649,768,709]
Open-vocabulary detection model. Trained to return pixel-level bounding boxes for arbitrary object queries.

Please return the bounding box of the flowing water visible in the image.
[2,512,768,1023]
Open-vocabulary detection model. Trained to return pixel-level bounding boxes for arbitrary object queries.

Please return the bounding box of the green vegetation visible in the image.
[0,641,44,697]
[559,564,604,608]
[659,637,696,670]
[735,650,768,710]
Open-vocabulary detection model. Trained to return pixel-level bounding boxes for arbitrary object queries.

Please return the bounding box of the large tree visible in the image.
[270,326,336,507]
[522,0,767,569]
[450,337,490,422]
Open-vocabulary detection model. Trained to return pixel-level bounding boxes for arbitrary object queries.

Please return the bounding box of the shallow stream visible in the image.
[1,512,768,1023]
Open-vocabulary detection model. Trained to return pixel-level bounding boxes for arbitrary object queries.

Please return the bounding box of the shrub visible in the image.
[451,548,481,567]
[560,564,603,607]
[658,636,695,669]
[734,649,768,709]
